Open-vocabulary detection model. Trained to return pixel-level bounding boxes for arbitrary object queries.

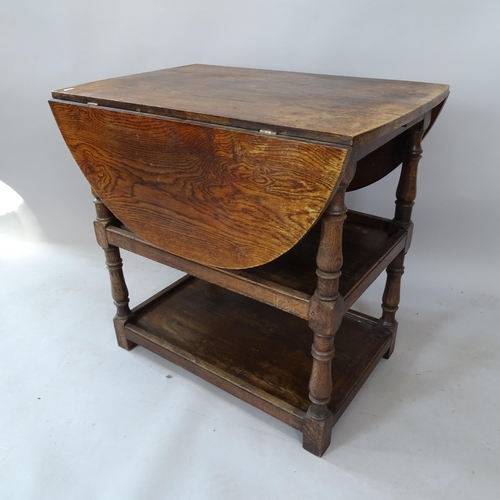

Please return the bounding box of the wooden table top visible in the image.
[52,64,449,147]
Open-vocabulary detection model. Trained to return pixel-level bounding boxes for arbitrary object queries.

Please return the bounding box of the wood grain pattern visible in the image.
[124,277,391,430]
[348,131,408,191]
[379,121,425,359]
[380,252,405,359]
[50,100,347,269]
[304,165,355,456]
[48,65,449,456]
[104,210,408,320]
[241,210,407,306]
[52,64,450,147]
[92,191,136,351]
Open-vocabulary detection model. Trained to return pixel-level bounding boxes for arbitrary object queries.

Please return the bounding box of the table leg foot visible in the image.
[113,318,136,351]
[383,323,399,359]
[302,414,334,457]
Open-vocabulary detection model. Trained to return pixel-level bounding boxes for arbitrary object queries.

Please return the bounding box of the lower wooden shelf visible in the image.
[124,276,391,431]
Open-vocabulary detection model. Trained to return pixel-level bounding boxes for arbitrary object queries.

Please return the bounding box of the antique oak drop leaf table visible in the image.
[50,65,449,456]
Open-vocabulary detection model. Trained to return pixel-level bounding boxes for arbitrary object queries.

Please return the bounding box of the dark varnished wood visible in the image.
[52,64,449,147]
[379,121,426,358]
[50,65,448,457]
[349,131,408,191]
[380,252,405,359]
[124,277,391,433]
[92,191,136,351]
[105,210,408,320]
[394,122,424,229]
[348,97,446,191]
[244,211,407,310]
[303,164,355,455]
[107,224,312,319]
[50,100,347,269]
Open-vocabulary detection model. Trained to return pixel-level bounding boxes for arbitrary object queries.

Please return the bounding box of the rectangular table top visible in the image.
[52,64,449,147]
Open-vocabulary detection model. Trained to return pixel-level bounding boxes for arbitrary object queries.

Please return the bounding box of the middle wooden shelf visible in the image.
[106,210,408,320]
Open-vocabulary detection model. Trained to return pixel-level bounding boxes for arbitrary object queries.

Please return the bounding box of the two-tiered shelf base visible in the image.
[106,210,406,449]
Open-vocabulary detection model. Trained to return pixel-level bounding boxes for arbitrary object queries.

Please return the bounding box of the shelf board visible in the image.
[107,211,407,319]
[239,210,407,310]
[124,277,391,430]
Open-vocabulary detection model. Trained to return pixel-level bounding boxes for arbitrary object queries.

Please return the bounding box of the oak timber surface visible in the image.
[130,277,391,415]
[50,100,347,269]
[53,64,450,146]
[104,211,405,319]
[241,211,406,299]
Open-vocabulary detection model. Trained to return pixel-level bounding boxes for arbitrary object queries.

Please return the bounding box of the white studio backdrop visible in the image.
[1,0,499,275]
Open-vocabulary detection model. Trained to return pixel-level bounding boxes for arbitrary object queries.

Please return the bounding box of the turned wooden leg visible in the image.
[302,166,354,457]
[92,191,136,351]
[380,120,425,357]
[381,252,405,359]
[394,123,424,231]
